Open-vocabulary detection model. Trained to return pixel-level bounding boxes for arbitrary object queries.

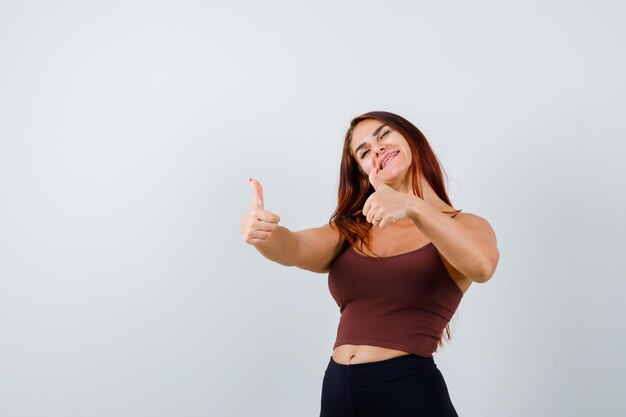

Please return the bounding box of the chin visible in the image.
[382,168,401,177]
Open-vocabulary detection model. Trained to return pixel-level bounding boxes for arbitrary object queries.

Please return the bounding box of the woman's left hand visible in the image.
[362,168,416,228]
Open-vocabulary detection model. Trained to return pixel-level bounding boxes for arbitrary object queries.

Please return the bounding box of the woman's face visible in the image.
[350,119,412,179]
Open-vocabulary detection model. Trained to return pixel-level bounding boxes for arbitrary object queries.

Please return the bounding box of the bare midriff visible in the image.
[332,344,415,365]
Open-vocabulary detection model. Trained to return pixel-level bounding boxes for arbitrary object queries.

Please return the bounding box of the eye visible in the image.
[360,129,391,159]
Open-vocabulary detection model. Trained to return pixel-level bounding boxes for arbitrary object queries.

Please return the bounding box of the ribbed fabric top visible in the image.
[327,241,464,358]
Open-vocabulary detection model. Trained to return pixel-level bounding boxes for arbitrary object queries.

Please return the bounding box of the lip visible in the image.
[378,150,399,170]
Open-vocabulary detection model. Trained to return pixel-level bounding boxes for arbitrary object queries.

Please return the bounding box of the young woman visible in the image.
[240,111,499,416]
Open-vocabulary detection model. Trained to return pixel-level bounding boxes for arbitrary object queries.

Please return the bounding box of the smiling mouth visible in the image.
[380,151,400,170]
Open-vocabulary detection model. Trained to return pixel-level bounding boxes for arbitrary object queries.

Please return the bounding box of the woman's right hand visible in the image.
[240,178,281,245]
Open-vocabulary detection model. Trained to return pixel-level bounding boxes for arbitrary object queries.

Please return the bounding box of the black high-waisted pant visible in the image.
[319,353,459,417]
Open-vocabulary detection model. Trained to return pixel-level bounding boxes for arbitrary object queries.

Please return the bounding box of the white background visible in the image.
[1,1,624,416]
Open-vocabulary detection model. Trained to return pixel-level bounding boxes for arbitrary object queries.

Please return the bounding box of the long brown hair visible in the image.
[327,110,462,350]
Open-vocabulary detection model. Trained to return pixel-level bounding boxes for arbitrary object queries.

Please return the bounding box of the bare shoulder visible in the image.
[453,212,498,246]
[291,221,347,274]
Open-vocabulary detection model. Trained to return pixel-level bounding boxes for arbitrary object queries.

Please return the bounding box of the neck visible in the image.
[387,171,449,210]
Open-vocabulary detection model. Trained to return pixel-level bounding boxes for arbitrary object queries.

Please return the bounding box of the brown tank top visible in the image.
[327,241,464,358]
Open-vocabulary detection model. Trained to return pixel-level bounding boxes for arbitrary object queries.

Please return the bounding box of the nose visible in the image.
[373,145,386,160]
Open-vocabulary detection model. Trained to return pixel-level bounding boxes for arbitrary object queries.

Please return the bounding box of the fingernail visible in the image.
[249,178,252,182]
[376,168,379,174]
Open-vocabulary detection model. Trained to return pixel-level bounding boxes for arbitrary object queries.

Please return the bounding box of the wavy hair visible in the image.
[327,110,462,350]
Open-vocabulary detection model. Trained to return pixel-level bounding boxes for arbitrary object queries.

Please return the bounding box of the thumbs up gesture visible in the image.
[361,168,413,228]
[240,178,282,245]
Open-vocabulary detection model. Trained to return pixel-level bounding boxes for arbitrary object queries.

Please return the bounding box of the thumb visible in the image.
[368,167,384,191]
[249,178,264,209]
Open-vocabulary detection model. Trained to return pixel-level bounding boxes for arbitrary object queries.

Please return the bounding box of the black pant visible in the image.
[320,353,459,417]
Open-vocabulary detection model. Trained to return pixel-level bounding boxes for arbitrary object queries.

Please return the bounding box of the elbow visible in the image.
[474,266,494,284]
[475,249,499,284]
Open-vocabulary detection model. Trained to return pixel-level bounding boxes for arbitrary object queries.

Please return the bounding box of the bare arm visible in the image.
[254,223,345,273]
[243,179,344,273]
[408,198,499,283]
[252,225,300,267]
[290,223,345,273]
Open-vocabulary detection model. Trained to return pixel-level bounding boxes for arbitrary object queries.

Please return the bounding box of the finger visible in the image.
[255,209,281,224]
[247,237,265,245]
[362,197,372,218]
[248,229,274,242]
[253,220,279,232]
[368,166,383,191]
[249,178,264,209]
[257,229,275,238]
[363,197,376,223]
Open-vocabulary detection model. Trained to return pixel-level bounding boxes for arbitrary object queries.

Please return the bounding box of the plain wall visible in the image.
[1,1,624,416]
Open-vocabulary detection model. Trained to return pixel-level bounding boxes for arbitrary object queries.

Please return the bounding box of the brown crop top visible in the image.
[327,241,464,358]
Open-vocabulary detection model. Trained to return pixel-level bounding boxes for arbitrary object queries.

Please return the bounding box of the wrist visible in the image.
[407,195,426,223]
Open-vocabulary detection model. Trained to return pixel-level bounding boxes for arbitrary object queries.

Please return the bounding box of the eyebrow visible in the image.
[353,123,388,157]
